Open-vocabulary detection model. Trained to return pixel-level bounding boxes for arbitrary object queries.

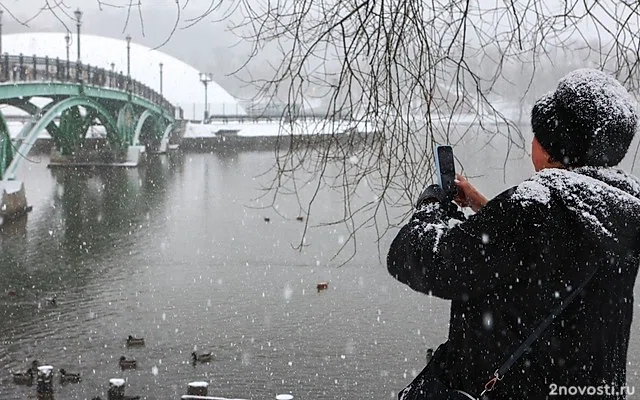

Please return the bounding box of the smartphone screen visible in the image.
[435,145,456,194]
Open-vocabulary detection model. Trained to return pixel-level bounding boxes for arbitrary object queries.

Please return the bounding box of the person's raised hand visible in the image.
[454,174,488,213]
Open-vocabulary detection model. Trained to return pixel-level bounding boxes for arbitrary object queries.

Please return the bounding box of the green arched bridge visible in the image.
[0,53,177,181]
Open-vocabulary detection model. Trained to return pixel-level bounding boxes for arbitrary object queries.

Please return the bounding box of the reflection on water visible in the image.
[0,138,639,399]
[0,217,27,239]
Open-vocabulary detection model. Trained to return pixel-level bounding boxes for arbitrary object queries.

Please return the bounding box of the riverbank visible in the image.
[27,131,381,154]
[24,118,379,154]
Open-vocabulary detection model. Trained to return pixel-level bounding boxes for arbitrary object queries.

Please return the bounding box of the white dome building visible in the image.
[1,32,245,119]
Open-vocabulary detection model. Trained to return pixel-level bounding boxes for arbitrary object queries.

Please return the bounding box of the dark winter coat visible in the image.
[387,166,640,399]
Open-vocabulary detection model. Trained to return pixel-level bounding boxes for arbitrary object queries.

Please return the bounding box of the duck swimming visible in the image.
[59,368,81,383]
[191,352,212,363]
[11,359,38,385]
[126,335,145,347]
[11,368,34,385]
[119,356,137,370]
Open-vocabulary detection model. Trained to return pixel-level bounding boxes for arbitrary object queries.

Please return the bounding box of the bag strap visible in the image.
[480,263,600,397]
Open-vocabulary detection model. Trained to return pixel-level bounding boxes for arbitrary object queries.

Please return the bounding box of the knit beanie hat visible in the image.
[531,69,638,167]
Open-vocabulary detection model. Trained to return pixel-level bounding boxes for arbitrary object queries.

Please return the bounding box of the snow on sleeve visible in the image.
[411,219,447,253]
[411,202,448,252]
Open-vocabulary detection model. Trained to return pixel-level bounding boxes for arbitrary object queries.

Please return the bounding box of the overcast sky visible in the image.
[2,0,637,103]
[1,1,270,98]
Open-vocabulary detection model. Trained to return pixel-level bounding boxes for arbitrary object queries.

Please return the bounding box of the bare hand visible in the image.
[453,174,488,213]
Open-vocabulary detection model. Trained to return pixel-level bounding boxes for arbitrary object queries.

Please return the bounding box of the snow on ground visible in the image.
[1,180,23,194]
[109,378,125,387]
[37,366,54,375]
[5,118,376,139]
[188,381,209,388]
[183,118,376,138]
[3,111,520,141]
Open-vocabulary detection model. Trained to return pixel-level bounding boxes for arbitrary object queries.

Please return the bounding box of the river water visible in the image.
[1,130,640,400]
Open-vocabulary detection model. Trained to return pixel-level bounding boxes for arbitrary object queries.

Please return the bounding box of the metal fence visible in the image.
[175,102,356,123]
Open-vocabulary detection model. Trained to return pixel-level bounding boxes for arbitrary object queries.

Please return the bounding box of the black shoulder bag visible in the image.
[398,263,599,400]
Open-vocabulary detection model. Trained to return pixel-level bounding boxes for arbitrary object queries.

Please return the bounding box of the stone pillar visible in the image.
[157,137,169,154]
[0,180,29,221]
[36,366,54,395]
[108,378,126,400]
[126,145,146,166]
[187,381,208,396]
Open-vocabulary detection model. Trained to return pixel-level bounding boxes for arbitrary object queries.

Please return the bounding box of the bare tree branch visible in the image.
[226,0,640,262]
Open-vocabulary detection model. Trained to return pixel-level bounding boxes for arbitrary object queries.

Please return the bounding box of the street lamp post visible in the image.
[199,72,213,122]
[0,10,4,56]
[64,33,70,79]
[74,8,82,61]
[159,63,163,95]
[64,33,70,62]
[110,63,115,72]
[126,34,131,76]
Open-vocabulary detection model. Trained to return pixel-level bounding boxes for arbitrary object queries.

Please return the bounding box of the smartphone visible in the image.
[434,145,456,197]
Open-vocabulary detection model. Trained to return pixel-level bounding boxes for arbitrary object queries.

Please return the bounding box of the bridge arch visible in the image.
[0,112,12,180]
[4,96,120,180]
[2,99,61,139]
[132,109,155,146]
[161,124,173,142]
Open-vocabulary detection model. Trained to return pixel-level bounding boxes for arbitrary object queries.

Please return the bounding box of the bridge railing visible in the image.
[0,53,175,118]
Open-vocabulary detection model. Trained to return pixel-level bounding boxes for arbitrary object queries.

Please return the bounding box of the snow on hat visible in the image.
[531,68,639,167]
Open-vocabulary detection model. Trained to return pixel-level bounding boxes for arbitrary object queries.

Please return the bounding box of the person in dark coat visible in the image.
[387,68,640,399]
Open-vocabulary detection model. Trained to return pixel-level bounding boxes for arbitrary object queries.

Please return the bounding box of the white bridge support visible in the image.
[156,124,174,154]
[126,145,146,166]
